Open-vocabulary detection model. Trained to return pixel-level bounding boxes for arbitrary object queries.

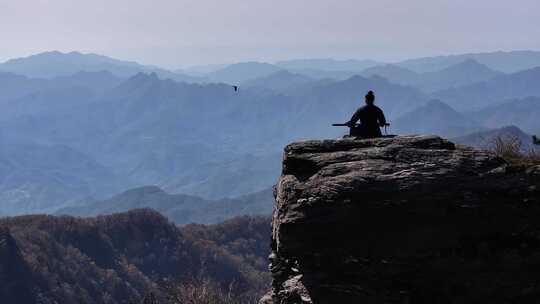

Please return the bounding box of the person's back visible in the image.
[347,91,387,138]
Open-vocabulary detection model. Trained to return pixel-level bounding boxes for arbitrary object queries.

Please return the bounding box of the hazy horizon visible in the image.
[4,49,540,71]
[1,0,539,69]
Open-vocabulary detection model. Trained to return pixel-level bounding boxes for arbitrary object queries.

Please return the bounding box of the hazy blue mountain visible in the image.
[418,59,502,92]
[51,70,124,90]
[0,72,48,103]
[1,56,534,216]
[0,70,123,108]
[1,86,97,124]
[393,100,484,137]
[284,68,359,80]
[56,186,273,225]
[276,58,381,71]
[0,70,429,214]
[208,62,282,84]
[0,72,286,201]
[1,61,491,217]
[293,75,429,122]
[0,51,204,83]
[274,59,382,80]
[363,60,502,92]
[453,125,538,152]
[0,72,124,148]
[361,64,420,86]
[434,67,540,111]
[397,50,540,73]
[0,138,119,215]
[0,51,142,78]
[243,70,314,91]
[468,97,540,134]
[179,63,229,76]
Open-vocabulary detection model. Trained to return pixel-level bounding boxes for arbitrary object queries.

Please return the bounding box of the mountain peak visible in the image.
[0,51,163,78]
[424,98,454,109]
[393,100,482,137]
[209,62,281,83]
[244,69,313,91]
[444,58,495,72]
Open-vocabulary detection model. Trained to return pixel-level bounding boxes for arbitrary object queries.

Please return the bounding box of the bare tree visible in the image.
[490,135,540,165]
[138,278,261,304]
[489,135,523,160]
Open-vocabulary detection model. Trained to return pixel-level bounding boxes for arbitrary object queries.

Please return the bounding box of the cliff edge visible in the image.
[262,135,540,303]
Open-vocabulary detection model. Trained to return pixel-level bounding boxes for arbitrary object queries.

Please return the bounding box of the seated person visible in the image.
[346,91,387,138]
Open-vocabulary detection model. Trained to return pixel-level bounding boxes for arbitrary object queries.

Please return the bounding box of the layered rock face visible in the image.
[262,135,540,304]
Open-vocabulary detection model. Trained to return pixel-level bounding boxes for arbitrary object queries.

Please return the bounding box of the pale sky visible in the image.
[1,0,539,68]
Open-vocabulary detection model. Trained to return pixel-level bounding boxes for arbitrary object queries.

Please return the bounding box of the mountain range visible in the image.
[433,67,540,111]
[0,66,435,214]
[275,58,381,71]
[363,59,502,92]
[244,70,315,91]
[396,50,540,73]
[0,51,203,83]
[0,137,121,215]
[0,50,539,217]
[393,100,484,138]
[467,96,540,135]
[206,62,282,84]
[56,186,273,225]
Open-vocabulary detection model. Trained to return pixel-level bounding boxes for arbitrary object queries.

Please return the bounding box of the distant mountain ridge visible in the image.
[434,67,540,111]
[276,58,381,71]
[243,70,314,91]
[207,61,282,83]
[0,51,204,83]
[363,59,502,92]
[0,137,120,215]
[0,69,432,214]
[57,186,274,225]
[396,50,540,73]
[362,64,419,85]
[1,50,540,217]
[419,59,502,91]
[393,100,484,137]
[468,96,540,135]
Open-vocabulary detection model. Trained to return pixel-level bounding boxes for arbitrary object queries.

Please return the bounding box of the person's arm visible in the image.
[347,109,361,127]
[377,108,387,127]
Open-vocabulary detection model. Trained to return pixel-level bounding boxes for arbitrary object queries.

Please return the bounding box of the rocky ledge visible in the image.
[261,135,540,304]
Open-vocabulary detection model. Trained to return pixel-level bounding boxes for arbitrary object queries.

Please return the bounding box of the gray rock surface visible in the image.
[263,135,540,303]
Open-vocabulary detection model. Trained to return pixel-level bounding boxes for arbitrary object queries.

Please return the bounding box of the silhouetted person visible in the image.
[233,85,238,92]
[346,91,387,138]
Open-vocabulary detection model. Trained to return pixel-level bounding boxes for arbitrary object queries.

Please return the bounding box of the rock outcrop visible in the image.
[262,135,540,303]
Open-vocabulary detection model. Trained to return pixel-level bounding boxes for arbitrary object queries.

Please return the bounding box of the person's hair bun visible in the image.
[365,91,375,101]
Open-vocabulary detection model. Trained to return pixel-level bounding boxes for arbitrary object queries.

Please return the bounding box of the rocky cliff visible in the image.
[261,135,540,303]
